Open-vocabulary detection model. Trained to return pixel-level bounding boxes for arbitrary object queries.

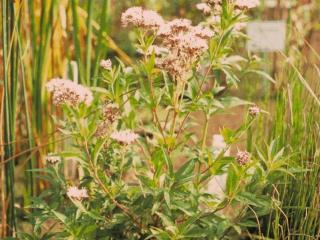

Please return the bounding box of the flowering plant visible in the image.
[22,1,297,239]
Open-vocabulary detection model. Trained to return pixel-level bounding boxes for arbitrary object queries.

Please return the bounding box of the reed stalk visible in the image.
[1,0,19,235]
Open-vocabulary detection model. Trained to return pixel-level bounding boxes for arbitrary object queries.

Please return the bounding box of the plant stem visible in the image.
[197,115,209,185]
[201,115,209,153]
[83,140,146,232]
[175,66,212,140]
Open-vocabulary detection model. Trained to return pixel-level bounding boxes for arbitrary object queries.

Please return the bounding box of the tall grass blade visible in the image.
[92,0,109,86]
[85,0,93,85]
[1,0,19,235]
[71,0,84,84]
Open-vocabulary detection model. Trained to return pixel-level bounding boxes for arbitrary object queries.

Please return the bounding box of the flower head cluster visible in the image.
[102,103,120,123]
[235,0,260,9]
[111,130,139,145]
[196,3,211,14]
[67,186,88,200]
[45,154,61,164]
[155,19,214,79]
[95,103,120,137]
[100,59,112,71]
[121,7,164,30]
[46,78,93,106]
[197,0,222,17]
[192,25,215,39]
[121,7,214,80]
[197,0,259,19]
[249,105,260,117]
[236,151,250,166]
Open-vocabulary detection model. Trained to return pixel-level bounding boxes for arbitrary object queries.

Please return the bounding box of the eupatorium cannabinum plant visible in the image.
[21,1,297,239]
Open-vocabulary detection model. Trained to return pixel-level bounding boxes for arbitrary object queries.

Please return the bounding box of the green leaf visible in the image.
[164,190,171,208]
[220,127,235,144]
[226,164,240,196]
[161,147,174,177]
[51,210,67,224]
[209,156,234,175]
[152,148,166,178]
[174,159,195,186]
[71,200,104,220]
[244,69,276,83]
[92,138,108,165]
[155,212,175,228]
[220,97,251,109]
[137,175,155,191]
[149,228,172,240]
[236,192,271,208]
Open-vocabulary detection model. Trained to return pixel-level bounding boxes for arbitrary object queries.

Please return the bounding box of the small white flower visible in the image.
[192,25,215,39]
[196,3,211,14]
[45,154,61,164]
[123,67,133,74]
[157,24,172,37]
[111,130,139,144]
[67,186,89,200]
[121,6,143,27]
[142,10,165,29]
[121,7,164,30]
[249,105,260,117]
[100,59,112,70]
[167,18,192,32]
[46,78,93,106]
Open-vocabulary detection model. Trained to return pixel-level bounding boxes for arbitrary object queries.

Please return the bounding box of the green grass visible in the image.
[250,51,320,239]
[1,0,18,235]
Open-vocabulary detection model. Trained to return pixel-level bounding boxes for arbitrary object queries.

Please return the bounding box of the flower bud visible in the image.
[249,105,260,117]
[236,151,250,166]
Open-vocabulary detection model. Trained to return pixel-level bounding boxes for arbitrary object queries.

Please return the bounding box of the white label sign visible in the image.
[246,21,286,52]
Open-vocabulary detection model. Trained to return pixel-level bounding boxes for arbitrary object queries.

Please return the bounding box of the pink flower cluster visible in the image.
[111,130,139,145]
[236,151,250,166]
[95,103,120,137]
[100,59,112,71]
[156,19,214,79]
[46,78,93,106]
[121,7,164,30]
[249,105,260,117]
[122,7,215,80]
[196,0,222,17]
[67,186,89,200]
[197,0,259,16]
